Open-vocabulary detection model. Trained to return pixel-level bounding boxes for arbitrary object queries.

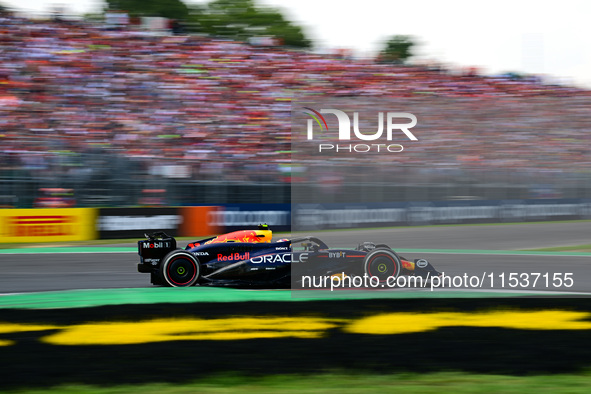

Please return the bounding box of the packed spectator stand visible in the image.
[1,13,590,206]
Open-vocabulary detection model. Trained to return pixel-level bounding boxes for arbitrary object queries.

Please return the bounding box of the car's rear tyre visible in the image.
[160,250,200,287]
[363,248,402,282]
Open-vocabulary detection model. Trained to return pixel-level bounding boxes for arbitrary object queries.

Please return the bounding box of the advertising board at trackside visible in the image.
[293,199,591,230]
[0,208,97,243]
[97,205,289,239]
[0,199,587,242]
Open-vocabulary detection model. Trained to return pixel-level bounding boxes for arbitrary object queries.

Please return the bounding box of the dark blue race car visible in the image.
[137,225,441,288]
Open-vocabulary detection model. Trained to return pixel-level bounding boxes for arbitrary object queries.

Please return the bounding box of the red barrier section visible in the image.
[179,206,221,237]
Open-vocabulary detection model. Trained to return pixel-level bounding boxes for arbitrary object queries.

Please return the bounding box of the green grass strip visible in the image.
[7,371,591,393]
[0,287,562,310]
[524,244,591,253]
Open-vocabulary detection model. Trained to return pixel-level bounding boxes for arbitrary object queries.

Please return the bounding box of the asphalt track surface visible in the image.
[314,221,591,251]
[0,222,589,294]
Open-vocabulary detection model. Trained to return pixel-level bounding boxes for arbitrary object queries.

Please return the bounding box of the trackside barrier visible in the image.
[5,200,582,242]
[98,207,183,239]
[180,206,221,237]
[0,208,97,243]
[293,199,591,230]
[97,207,221,239]
[95,206,289,240]
[206,204,291,233]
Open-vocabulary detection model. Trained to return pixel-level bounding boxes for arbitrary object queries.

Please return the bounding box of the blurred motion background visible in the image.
[0,0,590,209]
[2,4,591,391]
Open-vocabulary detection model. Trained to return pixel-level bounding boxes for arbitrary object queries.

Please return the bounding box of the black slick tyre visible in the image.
[160,250,200,287]
[363,248,402,282]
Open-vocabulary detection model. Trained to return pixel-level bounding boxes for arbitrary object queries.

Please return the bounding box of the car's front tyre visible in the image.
[159,250,200,287]
[363,248,402,282]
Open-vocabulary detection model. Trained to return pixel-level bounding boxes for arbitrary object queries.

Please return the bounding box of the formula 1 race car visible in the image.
[137,225,441,288]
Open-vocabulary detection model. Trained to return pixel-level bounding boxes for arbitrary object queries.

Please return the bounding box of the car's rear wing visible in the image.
[138,232,177,264]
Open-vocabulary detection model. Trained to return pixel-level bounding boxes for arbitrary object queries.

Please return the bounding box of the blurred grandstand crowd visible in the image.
[1,12,590,205]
